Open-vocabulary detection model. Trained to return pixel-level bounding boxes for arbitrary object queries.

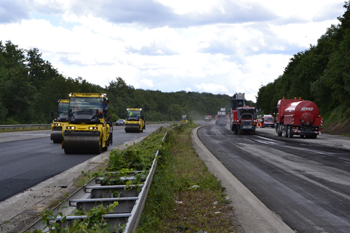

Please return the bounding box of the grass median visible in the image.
[137,123,235,233]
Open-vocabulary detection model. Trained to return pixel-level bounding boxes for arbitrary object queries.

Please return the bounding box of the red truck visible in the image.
[230,93,258,135]
[275,97,323,138]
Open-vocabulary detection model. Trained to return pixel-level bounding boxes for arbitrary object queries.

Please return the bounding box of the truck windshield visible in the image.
[69,97,103,113]
[264,117,274,121]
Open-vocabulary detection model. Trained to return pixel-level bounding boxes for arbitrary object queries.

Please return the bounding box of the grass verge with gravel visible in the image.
[136,123,235,233]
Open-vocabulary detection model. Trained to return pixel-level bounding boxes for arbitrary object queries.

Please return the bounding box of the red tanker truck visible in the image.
[275,97,323,138]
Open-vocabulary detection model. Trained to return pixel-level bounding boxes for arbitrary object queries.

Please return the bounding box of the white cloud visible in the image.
[0,0,346,103]
[195,83,229,93]
[141,78,154,87]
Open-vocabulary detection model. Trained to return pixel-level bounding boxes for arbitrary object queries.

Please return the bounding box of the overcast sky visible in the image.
[0,0,346,101]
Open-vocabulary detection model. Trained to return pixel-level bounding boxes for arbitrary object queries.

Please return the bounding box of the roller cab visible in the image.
[125,108,145,133]
[51,99,69,143]
[62,93,112,154]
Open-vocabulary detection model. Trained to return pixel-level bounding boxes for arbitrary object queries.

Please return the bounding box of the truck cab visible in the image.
[230,93,257,135]
[262,115,274,128]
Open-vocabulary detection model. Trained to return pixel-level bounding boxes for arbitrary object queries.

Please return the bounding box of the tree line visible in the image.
[256,1,350,124]
[0,41,255,124]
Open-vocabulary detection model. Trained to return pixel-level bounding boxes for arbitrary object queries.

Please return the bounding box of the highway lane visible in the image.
[0,124,165,202]
[198,125,350,233]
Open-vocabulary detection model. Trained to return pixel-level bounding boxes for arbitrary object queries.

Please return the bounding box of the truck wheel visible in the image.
[284,126,288,138]
[312,134,317,139]
[234,126,238,135]
[276,124,282,136]
[287,126,293,138]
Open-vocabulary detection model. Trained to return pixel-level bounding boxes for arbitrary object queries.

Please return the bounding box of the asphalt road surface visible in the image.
[0,124,166,202]
[197,124,350,233]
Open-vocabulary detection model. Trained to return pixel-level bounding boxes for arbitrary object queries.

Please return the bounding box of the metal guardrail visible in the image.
[25,123,182,232]
[0,124,51,131]
[0,122,180,131]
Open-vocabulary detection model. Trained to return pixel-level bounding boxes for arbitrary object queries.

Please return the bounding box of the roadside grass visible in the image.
[137,124,235,233]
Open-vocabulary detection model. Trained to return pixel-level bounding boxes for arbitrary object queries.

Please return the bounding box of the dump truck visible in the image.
[275,97,322,138]
[62,93,112,154]
[125,108,145,132]
[50,99,69,143]
[230,93,258,135]
[215,108,227,126]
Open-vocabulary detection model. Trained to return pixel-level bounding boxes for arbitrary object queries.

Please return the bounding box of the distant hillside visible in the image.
[0,41,255,124]
[256,1,350,131]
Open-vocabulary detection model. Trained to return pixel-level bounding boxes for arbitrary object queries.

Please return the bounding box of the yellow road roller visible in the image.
[125,108,145,133]
[181,115,189,124]
[62,93,112,154]
[51,99,69,143]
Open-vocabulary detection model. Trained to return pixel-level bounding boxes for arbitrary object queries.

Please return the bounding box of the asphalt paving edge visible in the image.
[191,126,295,233]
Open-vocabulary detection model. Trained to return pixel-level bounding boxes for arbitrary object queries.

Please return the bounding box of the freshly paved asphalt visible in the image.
[197,124,350,233]
[0,124,165,202]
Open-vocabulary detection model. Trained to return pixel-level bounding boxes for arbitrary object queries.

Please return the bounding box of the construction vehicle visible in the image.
[275,97,322,138]
[261,114,275,128]
[204,115,212,122]
[215,108,227,126]
[62,93,112,154]
[50,99,69,143]
[125,108,145,132]
[181,115,189,123]
[230,93,257,135]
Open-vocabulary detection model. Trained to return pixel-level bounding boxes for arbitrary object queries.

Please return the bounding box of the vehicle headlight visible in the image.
[89,127,98,130]
[67,126,75,130]
[54,123,61,126]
